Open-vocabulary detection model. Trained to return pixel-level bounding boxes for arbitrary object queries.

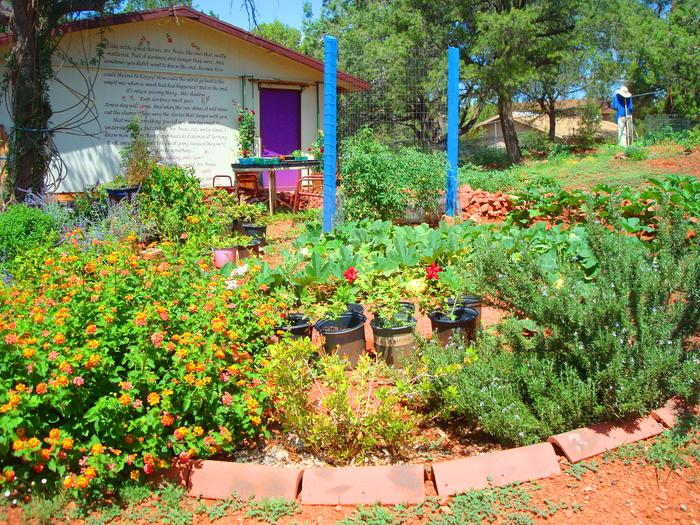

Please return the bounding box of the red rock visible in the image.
[479,203,492,213]
[491,200,503,210]
[548,416,664,463]
[431,443,561,496]
[300,464,425,506]
[650,397,697,429]
[187,460,303,501]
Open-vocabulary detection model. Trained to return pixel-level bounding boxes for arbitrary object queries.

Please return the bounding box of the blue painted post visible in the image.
[323,36,338,232]
[446,46,460,216]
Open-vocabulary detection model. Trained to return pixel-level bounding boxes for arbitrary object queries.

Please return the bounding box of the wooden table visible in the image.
[230,160,321,214]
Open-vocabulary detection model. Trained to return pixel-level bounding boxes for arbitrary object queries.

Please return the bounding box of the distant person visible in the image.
[611,86,633,146]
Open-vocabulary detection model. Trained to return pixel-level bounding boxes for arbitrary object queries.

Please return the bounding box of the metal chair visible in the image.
[292,174,324,212]
[214,173,262,203]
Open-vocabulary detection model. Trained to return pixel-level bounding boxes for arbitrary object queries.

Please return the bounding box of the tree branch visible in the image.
[49,0,107,28]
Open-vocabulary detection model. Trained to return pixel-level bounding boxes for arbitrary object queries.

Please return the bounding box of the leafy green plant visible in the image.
[237,106,256,157]
[624,144,648,161]
[340,128,445,222]
[0,204,57,263]
[245,498,299,524]
[112,114,158,188]
[263,338,420,464]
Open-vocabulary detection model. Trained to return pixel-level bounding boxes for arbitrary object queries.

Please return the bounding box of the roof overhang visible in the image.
[0,6,370,92]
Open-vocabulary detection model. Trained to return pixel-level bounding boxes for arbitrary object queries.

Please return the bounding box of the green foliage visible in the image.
[573,101,603,148]
[237,106,256,157]
[137,164,206,239]
[0,238,275,495]
[0,204,57,262]
[624,144,648,161]
[423,218,700,445]
[245,498,299,524]
[252,20,303,51]
[643,125,700,150]
[116,115,158,187]
[263,338,420,464]
[340,129,445,222]
[464,146,512,170]
[565,460,598,481]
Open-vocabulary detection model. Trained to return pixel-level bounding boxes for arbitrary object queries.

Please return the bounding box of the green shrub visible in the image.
[624,144,648,161]
[458,164,521,193]
[520,131,551,156]
[263,337,420,464]
[464,146,511,169]
[0,205,57,262]
[422,218,700,445]
[138,164,207,239]
[339,128,445,222]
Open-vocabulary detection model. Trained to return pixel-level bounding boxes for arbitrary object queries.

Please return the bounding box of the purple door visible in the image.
[260,88,301,190]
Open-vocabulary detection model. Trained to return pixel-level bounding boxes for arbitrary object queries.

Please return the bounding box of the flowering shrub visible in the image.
[0,235,281,496]
[237,107,256,158]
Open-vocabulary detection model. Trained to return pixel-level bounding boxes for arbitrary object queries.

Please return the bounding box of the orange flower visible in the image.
[130,470,140,481]
[147,392,160,406]
[40,448,52,461]
[48,428,61,441]
[85,324,97,335]
[53,333,66,345]
[160,413,175,427]
[63,475,75,488]
[27,437,41,449]
[173,427,188,440]
[90,443,105,455]
[62,438,74,450]
[35,382,48,395]
[118,393,132,406]
[85,354,101,370]
[3,469,15,483]
[84,466,97,479]
[86,339,100,350]
[22,347,37,359]
[76,475,89,489]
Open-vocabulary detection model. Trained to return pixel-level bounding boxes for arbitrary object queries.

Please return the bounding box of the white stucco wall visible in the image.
[0,16,326,191]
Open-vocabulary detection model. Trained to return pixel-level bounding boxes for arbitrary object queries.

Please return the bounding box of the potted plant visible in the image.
[232,202,269,244]
[307,130,324,173]
[370,300,417,368]
[314,268,366,366]
[211,233,257,269]
[106,115,157,203]
[274,311,313,339]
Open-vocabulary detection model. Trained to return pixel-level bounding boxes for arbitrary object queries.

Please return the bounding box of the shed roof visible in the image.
[0,6,369,91]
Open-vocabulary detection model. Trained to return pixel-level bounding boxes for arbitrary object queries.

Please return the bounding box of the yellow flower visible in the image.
[147,392,160,406]
[130,470,140,481]
[554,277,565,290]
[87,339,100,350]
[118,393,132,406]
[48,428,61,441]
[27,437,41,449]
[90,443,105,456]
[193,426,204,437]
[62,438,74,450]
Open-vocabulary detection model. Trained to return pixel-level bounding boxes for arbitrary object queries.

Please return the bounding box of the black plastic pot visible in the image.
[346,303,364,315]
[275,313,312,339]
[315,311,367,366]
[428,307,479,347]
[106,186,140,204]
[370,316,416,368]
[235,238,262,260]
[446,295,483,330]
[241,224,267,245]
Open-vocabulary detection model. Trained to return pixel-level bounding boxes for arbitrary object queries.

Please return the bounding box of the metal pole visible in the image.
[446,46,459,217]
[323,36,337,233]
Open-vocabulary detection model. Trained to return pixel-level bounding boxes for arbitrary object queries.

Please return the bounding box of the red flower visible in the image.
[343,267,358,284]
[426,262,442,280]
[238,116,243,122]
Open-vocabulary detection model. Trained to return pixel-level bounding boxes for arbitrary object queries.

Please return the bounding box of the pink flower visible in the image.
[73,376,85,387]
[220,371,230,383]
[221,391,233,406]
[132,399,143,409]
[48,351,59,361]
[151,332,164,348]
[426,262,442,280]
[343,266,359,285]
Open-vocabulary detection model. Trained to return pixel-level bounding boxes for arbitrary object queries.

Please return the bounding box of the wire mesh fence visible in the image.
[643,114,696,134]
[337,51,448,153]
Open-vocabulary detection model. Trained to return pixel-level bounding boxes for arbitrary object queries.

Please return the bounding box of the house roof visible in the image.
[475,113,618,140]
[513,99,612,115]
[0,6,370,91]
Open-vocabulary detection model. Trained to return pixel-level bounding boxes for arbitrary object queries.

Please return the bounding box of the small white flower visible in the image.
[299,247,311,257]
[518,432,525,438]
[12,499,17,505]
[225,278,239,290]
[4,490,10,498]
[231,263,248,276]
[41,478,47,485]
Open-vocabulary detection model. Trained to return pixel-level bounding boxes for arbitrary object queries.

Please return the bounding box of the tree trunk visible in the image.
[497,91,522,164]
[547,108,556,142]
[9,0,52,200]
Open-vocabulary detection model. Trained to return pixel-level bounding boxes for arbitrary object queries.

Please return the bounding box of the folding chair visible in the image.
[291,174,324,212]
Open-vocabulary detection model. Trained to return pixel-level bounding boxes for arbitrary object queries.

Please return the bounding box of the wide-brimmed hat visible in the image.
[616,86,632,98]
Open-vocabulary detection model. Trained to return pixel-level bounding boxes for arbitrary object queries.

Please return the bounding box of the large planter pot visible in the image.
[212,247,237,269]
[428,307,479,347]
[446,295,483,330]
[275,313,312,339]
[315,311,367,366]
[370,316,416,368]
[106,186,140,204]
[242,223,267,245]
[235,238,262,260]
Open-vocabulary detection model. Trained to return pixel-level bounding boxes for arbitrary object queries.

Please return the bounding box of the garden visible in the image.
[1,125,700,523]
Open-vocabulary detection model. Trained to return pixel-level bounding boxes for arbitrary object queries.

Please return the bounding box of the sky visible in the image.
[199,0,323,30]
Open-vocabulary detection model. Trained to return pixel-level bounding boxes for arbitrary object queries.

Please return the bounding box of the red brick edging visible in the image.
[167,398,694,506]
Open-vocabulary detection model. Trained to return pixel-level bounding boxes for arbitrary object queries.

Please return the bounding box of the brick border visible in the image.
[160,399,690,505]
